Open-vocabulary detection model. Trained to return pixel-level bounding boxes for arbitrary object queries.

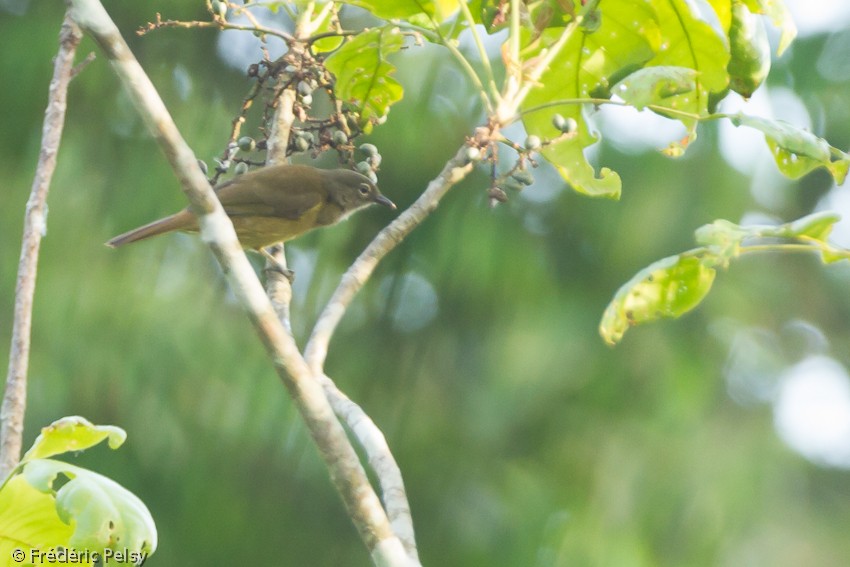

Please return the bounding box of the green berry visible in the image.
[332,130,348,146]
[464,147,481,163]
[355,161,372,175]
[368,153,382,168]
[552,114,577,134]
[212,0,227,18]
[524,135,542,151]
[294,136,310,152]
[300,94,313,106]
[237,136,255,152]
[297,81,313,96]
[234,162,248,175]
[359,143,379,156]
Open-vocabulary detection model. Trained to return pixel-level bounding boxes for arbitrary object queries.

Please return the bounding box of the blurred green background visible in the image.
[3,2,850,565]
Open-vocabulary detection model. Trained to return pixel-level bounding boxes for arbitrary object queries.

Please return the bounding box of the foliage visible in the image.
[4,0,850,565]
[600,212,849,345]
[0,417,156,566]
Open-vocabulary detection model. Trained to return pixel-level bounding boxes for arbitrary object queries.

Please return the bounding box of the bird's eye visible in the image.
[358,183,370,195]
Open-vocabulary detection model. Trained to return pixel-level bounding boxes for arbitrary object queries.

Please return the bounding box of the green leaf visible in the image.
[325,27,405,134]
[338,0,459,22]
[23,459,157,556]
[731,113,850,183]
[0,474,79,566]
[604,212,850,344]
[22,416,126,464]
[522,0,661,198]
[600,254,716,345]
[645,0,730,146]
[740,0,796,55]
[612,66,698,111]
[785,211,842,241]
[694,218,749,263]
[727,1,771,99]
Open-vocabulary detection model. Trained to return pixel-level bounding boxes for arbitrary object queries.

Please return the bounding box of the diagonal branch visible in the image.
[0,12,82,480]
[305,146,474,372]
[65,1,413,565]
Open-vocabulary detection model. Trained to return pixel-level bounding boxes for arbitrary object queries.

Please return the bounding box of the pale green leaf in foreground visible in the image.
[0,474,80,567]
[22,416,126,464]
[23,459,157,556]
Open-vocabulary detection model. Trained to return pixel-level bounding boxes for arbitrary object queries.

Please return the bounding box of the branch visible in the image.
[0,12,82,480]
[261,29,423,560]
[65,1,412,564]
[319,374,418,560]
[305,145,475,371]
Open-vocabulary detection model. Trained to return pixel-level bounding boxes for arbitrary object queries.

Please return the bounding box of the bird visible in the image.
[106,164,396,253]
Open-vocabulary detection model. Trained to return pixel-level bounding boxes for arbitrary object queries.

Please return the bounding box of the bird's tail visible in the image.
[105,211,193,248]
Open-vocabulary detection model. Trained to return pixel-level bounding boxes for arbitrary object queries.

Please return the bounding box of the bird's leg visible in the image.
[258,247,295,283]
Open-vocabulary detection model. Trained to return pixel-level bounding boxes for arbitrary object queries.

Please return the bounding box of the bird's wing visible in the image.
[216,168,324,220]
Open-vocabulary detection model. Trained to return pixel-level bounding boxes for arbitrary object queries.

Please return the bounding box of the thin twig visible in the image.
[305,145,475,371]
[65,2,412,565]
[0,12,82,480]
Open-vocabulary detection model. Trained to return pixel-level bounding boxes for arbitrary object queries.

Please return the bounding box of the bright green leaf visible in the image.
[740,0,796,54]
[646,0,730,145]
[612,66,698,110]
[0,474,79,565]
[731,113,849,183]
[706,0,733,33]
[727,1,771,99]
[338,0,459,22]
[522,0,661,198]
[23,459,157,556]
[325,27,405,133]
[600,254,716,345]
[22,416,126,464]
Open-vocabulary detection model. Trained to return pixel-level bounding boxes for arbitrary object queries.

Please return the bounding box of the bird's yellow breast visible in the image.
[229,203,324,249]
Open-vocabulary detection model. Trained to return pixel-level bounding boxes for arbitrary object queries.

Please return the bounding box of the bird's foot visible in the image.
[258,248,295,283]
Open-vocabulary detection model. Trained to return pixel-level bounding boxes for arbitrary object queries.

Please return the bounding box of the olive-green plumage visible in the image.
[106,164,395,250]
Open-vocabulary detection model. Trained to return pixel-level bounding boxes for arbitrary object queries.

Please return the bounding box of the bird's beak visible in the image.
[375,194,397,210]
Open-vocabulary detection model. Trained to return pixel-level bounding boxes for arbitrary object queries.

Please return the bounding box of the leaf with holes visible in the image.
[23,459,157,555]
[325,27,405,134]
[522,0,661,198]
[645,0,730,151]
[731,113,850,183]
[600,254,716,345]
